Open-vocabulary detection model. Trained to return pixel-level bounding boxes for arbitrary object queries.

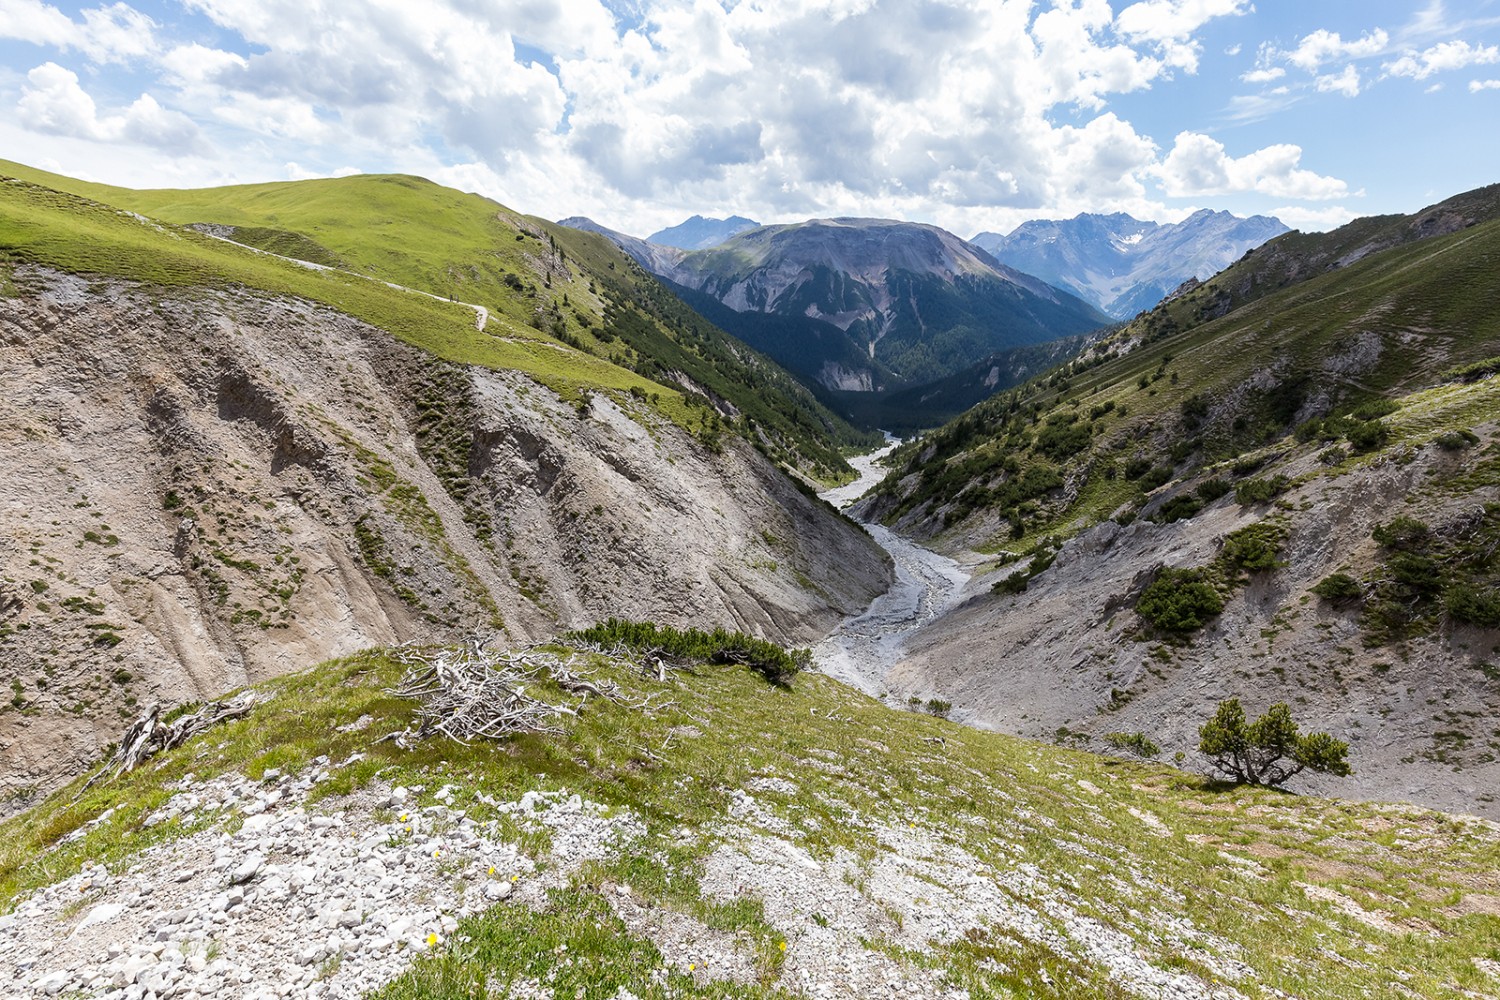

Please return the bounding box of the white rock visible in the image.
[73,901,128,935]
[231,854,263,885]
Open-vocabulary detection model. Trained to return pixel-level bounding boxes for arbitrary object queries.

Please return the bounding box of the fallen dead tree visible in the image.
[379,639,662,748]
[77,691,258,799]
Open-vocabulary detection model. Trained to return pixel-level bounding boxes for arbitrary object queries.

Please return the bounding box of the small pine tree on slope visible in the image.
[1199,698,1351,787]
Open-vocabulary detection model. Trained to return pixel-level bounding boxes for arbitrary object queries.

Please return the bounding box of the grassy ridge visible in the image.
[0,160,875,481]
[0,176,698,420]
[873,199,1500,546]
[3,644,1498,998]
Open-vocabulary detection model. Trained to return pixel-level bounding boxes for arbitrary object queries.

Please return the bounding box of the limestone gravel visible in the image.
[2,758,641,999]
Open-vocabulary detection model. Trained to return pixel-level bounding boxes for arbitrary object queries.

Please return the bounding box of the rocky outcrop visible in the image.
[0,268,891,806]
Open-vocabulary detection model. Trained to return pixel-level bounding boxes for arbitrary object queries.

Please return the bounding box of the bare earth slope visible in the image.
[0,267,891,806]
[889,417,1500,818]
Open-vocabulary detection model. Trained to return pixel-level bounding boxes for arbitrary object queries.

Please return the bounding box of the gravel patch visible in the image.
[2,761,640,998]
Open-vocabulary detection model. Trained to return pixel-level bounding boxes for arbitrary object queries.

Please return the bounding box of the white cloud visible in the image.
[0,1,159,63]
[1155,131,1349,200]
[1241,66,1285,83]
[1385,40,1500,80]
[1315,65,1362,97]
[0,0,74,47]
[1269,203,1359,232]
[16,60,100,136]
[1285,28,1389,72]
[1472,78,1500,91]
[159,43,246,85]
[16,61,204,152]
[285,162,360,181]
[0,0,1352,234]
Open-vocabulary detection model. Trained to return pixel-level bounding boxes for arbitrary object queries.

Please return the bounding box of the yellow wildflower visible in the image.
[426,932,439,948]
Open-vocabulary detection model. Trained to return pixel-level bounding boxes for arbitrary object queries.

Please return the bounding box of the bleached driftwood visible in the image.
[380,639,668,748]
[77,691,258,799]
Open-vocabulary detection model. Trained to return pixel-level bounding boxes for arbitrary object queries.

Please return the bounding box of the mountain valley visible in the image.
[857,186,1500,818]
[2,162,1499,1000]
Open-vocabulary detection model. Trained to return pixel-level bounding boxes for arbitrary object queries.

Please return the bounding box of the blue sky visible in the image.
[1,1,1498,236]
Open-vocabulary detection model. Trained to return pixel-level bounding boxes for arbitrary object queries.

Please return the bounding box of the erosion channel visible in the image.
[813,440,970,695]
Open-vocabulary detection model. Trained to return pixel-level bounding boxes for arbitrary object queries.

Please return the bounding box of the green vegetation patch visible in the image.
[569,618,808,686]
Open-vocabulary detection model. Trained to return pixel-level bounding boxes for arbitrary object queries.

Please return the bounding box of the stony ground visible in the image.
[1,759,637,999]
[3,648,1497,1000]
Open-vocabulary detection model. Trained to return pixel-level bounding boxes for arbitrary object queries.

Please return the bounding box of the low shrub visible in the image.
[1104,732,1161,758]
[1435,430,1479,451]
[1311,573,1363,601]
[1372,516,1430,549]
[1136,568,1224,632]
[1154,494,1204,524]
[1445,584,1500,628]
[1195,478,1232,503]
[1221,522,1286,573]
[569,618,808,686]
[1441,355,1500,383]
[1235,474,1292,505]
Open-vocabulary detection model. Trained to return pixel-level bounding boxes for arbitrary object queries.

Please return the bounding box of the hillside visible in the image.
[855,186,1500,816]
[3,639,1498,999]
[0,169,893,804]
[1,160,877,484]
[664,218,1111,388]
[974,210,1287,319]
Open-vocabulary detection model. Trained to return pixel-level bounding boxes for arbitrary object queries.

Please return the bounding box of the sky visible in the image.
[2,1,1499,238]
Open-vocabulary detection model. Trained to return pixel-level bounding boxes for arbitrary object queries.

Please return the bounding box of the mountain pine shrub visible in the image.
[1104,732,1161,758]
[568,618,809,686]
[1136,568,1224,632]
[1311,573,1363,601]
[1234,474,1292,505]
[1198,698,1351,786]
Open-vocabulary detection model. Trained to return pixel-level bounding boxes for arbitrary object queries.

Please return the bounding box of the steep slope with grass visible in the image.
[3,641,1498,999]
[856,189,1500,816]
[1,160,876,484]
[0,174,892,806]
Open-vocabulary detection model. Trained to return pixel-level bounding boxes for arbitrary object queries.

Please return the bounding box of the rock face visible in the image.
[885,439,1500,818]
[0,267,892,805]
[972,210,1289,319]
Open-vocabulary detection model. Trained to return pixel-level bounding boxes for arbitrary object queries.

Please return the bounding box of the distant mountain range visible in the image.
[647,215,758,249]
[560,215,1110,394]
[972,210,1288,319]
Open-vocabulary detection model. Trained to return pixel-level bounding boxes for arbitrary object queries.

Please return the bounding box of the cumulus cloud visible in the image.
[1155,131,1349,200]
[4,0,1354,232]
[1315,65,1362,97]
[1285,28,1389,72]
[17,61,204,152]
[1114,0,1250,72]
[0,1,159,63]
[1269,203,1359,232]
[1385,40,1500,80]
[1241,66,1284,83]
[1472,78,1500,91]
